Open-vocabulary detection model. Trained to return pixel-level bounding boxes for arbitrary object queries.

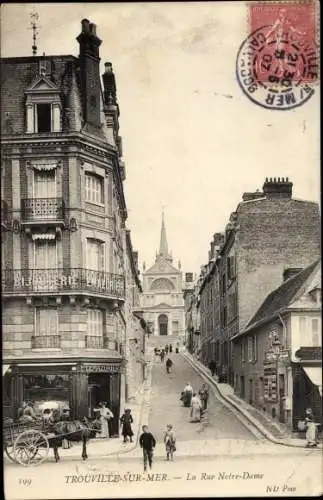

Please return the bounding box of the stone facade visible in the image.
[1,19,141,428]
[197,178,321,386]
[141,213,185,339]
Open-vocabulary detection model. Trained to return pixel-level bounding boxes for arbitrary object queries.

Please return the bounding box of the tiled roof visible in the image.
[295,347,322,361]
[245,260,320,329]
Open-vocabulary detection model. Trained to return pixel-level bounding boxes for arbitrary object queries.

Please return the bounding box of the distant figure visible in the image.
[305,408,318,447]
[181,382,193,407]
[139,425,156,472]
[198,384,209,410]
[166,358,173,374]
[164,424,176,461]
[190,393,202,422]
[208,360,217,377]
[99,402,113,438]
[120,408,134,443]
[17,401,27,420]
[165,344,169,355]
[160,350,165,362]
[22,401,37,422]
[169,344,173,353]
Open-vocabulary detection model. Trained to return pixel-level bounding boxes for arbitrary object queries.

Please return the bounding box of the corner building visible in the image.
[1,20,129,431]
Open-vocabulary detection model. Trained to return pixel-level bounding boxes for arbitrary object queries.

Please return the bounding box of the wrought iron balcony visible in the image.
[21,198,65,223]
[2,268,125,299]
[85,336,106,349]
[31,335,61,349]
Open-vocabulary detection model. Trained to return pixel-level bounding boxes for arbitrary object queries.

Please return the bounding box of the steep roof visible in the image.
[243,259,320,332]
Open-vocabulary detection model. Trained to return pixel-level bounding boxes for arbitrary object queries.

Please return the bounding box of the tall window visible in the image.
[37,103,51,133]
[241,341,245,362]
[35,308,58,336]
[34,240,57,269]
[34,169,56,198]
[312,319,319,346]
[87,309,104,337]
[85,238,105,271]
[85,173,104,204]
[247,336,257,362]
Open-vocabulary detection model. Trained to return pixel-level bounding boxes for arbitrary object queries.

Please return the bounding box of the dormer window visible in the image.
[25,74,61,134]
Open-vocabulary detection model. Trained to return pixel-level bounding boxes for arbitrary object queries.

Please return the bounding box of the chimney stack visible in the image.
[102,62,117,106]
[263,177,293,199]
[76,19,102,128]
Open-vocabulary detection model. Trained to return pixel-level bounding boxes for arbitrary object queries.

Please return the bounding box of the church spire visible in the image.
[159,211,169,257]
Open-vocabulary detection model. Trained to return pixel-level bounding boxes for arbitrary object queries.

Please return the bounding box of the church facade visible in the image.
[141,214,185,338]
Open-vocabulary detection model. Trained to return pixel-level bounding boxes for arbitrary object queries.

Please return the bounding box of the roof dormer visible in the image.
[25,71,62,133]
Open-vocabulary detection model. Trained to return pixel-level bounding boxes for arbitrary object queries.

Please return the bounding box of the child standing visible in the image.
[139,425,156,472]
[164,424,176,461]
[120,408,134,443]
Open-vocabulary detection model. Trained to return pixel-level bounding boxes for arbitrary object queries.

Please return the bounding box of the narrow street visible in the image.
[148,352,254,443]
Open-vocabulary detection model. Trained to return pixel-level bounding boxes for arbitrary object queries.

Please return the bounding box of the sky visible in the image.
[1,2,320,275]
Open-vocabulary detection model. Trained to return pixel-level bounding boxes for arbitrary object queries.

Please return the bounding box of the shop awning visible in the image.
[3,365,11,375]
[303,367,322,396]
[32,233,56,240]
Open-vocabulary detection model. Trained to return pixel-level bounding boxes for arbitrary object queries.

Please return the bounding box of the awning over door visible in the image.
[3,365,11,375]
[303,366,322,396]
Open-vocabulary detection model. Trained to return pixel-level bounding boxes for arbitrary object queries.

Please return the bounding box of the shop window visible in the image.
[85,173,104,205]
[23,374,69,409]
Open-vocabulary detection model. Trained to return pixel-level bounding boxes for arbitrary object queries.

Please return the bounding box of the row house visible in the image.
[232,260,322,431]
[196,178,320,386]
[123,231,147,401]
[1,19,140,432]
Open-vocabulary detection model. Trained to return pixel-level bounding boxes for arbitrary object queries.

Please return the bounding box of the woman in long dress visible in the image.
[99,402,113,438]
[305,409,318,447]
[190,393,202,422]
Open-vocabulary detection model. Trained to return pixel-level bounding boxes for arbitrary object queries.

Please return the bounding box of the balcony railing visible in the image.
[32,335,61,349]
[21,198,65,222]
[2,269,125,298]
[85,336,105,349]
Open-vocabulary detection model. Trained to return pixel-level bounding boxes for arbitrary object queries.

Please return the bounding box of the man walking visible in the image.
[199,384,209,410]
[166,357,173,374]
[139,425,156,472]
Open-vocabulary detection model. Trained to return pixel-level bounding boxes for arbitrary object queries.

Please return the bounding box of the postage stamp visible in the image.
[236,1,319,110]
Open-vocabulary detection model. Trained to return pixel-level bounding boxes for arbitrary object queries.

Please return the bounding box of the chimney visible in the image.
[102,62,117,106]
[213,232,224,247]
[242,191,264,201]
[283,267,303,281]
[185,273,194,282]
[76,19,102,128]
[263,177,293,199]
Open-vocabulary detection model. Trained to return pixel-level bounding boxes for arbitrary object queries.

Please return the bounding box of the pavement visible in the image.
[182,351,323,450]
[5,346,321,466]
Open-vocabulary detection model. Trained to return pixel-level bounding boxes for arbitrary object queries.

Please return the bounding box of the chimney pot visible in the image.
[89,23,96,35]
[105,62,113,72]
[81,19,90,32]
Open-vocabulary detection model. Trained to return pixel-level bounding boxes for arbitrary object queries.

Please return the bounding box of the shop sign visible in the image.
[81,364,121,374]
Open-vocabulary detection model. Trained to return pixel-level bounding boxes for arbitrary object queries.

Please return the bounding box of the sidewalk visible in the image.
[182,352,322,450]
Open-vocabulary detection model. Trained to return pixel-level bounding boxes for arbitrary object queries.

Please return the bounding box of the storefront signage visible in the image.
[81,364,121,374]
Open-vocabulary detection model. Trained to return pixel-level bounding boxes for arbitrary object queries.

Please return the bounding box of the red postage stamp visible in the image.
[236,1,319,110]
[249,1,318,83]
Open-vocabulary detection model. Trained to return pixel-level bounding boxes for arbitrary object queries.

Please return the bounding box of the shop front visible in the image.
[7,359,123,436]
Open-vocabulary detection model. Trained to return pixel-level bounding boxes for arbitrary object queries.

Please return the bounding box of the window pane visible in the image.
[37,103,51,133]
[85,173,103,204]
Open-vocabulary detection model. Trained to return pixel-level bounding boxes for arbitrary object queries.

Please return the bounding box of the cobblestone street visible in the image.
[148,352,255,443]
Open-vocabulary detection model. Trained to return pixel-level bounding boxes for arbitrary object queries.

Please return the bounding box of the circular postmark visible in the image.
[236,26,318,110]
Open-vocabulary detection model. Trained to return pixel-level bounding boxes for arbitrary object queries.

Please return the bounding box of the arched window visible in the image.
[150,278,174,291]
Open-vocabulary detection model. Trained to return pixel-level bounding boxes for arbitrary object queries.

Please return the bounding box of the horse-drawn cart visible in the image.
[4,419,51,466]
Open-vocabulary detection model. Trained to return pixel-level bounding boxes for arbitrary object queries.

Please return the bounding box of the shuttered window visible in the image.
[87,309,104,337]
[85,238,105,271]
[85,173,104,204]
[35,308,58,336]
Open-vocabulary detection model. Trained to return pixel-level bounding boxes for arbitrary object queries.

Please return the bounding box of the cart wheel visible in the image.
[14,430,49,466]
[5,444,16,462]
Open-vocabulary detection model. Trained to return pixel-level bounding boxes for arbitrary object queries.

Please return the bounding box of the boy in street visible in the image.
[139,425,156,472]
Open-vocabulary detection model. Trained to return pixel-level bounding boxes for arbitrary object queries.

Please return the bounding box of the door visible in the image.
[249,379,253,404]
[158,314,168,336]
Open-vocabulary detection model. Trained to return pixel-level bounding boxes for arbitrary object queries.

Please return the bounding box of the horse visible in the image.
[45,410,101,462]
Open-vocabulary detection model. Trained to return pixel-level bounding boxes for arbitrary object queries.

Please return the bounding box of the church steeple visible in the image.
[159,211,168,257]
[157,211,172,262]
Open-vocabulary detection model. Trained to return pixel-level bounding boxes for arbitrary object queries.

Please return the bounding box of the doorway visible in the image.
[158,314,168,336]
[279,374,285,423]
